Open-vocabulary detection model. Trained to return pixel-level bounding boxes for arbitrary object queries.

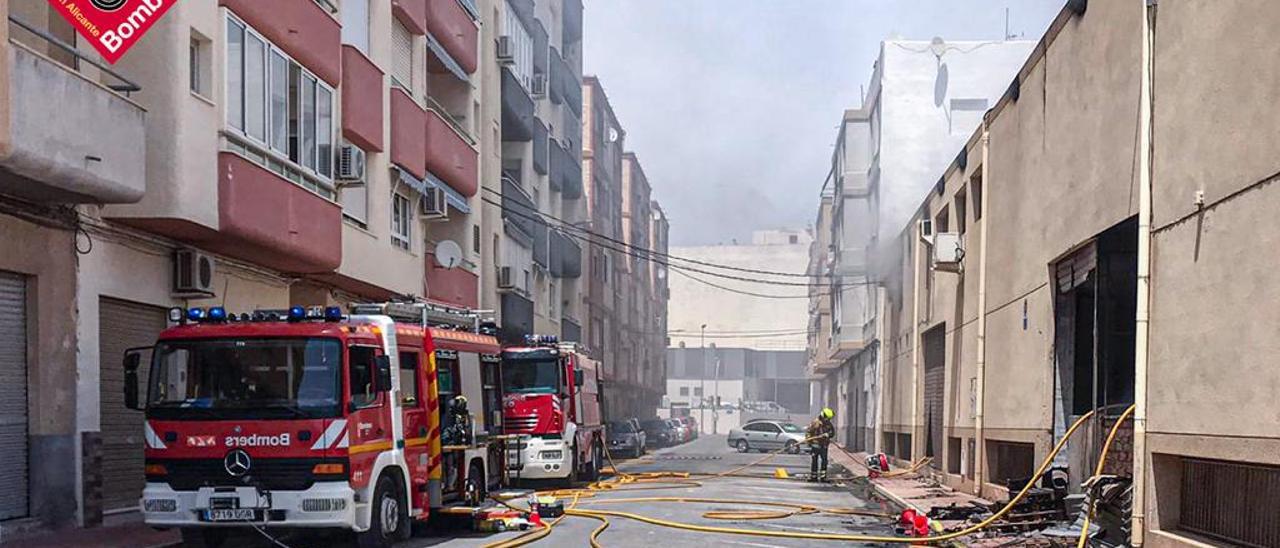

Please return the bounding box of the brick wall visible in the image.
[1101,416,1134,477]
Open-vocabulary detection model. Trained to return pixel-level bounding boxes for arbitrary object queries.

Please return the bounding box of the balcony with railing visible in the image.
[0,15,145,204]
[548,47,566,105]
[391,89,428,179]
[550,47,581,117]
[552,230,582,278]
[214,152,343,272]
[501,174,537,243]
[425,0,477,75]
[425,255,479,308]
[424,104,478,197]
[342,46,384,152]
[532,118,549,175]
[550,139,583,199]
[563,0,583,45]
[221,0,340,86]
[501,67,535,141]
[392,0,427,34]
[531,19,549,79]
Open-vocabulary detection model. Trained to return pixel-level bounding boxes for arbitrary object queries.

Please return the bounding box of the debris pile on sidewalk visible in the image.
[827,445,1134,545]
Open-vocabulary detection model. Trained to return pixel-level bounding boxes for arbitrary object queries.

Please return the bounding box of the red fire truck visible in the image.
[124,302,507,547]
[501,336,604,484]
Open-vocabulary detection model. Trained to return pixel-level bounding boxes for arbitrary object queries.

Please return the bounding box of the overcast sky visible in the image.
[584,0,1065,246]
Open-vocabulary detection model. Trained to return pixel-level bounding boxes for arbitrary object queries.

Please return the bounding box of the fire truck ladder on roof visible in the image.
[349,301,493,331]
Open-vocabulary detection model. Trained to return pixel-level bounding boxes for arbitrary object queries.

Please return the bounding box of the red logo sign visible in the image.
[47,0,177,64]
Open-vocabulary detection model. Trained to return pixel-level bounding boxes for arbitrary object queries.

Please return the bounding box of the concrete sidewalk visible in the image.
[829,446,1056,546]
[828,445,991,514]
[5,521,179,548]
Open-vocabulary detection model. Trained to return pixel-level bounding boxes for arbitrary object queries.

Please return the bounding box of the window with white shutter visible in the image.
[391,21,414,92]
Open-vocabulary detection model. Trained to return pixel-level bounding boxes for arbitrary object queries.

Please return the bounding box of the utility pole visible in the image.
[700,324,707,430]
[713,354,721,435]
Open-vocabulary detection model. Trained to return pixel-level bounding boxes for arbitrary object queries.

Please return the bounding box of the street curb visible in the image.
[870,481,922,514]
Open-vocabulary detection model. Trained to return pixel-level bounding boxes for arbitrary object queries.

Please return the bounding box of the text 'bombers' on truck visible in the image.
[501,336,605,485]
[122,303,509,548]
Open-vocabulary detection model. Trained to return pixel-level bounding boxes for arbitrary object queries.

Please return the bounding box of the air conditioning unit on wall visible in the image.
[173,249,215,296]
[335,144,366,181]
[420,187,448,220]
[531,73,548,97]
[932,232,964,273]
[497,36,516,65]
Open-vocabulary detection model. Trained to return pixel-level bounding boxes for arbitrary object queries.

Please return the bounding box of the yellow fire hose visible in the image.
[488,409,1111,542]
[1076,405,1136,548]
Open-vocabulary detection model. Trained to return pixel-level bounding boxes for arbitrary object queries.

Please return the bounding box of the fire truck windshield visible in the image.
[146,338,343,420]
[502,359,561,394]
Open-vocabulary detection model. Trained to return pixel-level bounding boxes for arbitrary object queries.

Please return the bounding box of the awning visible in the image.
[426,32,470,82]
[396,166,430,195]
[457,0,479,21]
[395,167,471,214]
[424,170,472,214]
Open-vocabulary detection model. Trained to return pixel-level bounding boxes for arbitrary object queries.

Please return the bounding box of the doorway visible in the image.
[1053,217,1138,481]
[923,324,946,466]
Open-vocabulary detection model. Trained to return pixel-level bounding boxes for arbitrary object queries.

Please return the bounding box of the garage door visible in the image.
[923,324,946,466]
[99,298,167,513]
[0,272,28,520]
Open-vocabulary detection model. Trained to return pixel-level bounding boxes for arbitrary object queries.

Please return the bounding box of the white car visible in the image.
[727,420,807,453]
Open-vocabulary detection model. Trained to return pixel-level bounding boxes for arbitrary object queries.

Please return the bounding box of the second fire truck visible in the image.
[501,336,605,484]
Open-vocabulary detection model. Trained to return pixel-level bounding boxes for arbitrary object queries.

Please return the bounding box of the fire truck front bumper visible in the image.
[140,482,358,529]
[506,437,572,479]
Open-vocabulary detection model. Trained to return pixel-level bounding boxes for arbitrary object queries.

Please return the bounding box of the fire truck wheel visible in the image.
[179,527,227,548]
[584,441,603,482]
[359,474,408,547]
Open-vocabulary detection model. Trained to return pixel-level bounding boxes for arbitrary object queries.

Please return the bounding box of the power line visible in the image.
[484,195,869,289]
[667,264,869,299]
[480,188,863,281]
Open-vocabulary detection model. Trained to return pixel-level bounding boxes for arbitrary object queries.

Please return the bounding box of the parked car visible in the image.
[727,420,807,454]
[641,419,677,447]
[666,418,690,444]
[607,420,646,458]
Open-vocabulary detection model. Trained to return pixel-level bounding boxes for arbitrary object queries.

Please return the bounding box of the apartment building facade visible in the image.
[486,0,585,345]
[839,3,1280,546]
[806,37,1035,451]
[0,0,491,530]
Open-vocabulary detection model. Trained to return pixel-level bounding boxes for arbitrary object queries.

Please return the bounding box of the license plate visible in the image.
[204,509,257,522]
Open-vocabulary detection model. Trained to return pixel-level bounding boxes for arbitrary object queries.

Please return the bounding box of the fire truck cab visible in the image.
[125,303,506,547]
[502,336,604,484]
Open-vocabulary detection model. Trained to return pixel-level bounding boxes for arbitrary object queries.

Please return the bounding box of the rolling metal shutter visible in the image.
[99,298,166,513]
[391,20,414,92]
[923,325,946,464]
[0,272,28,520]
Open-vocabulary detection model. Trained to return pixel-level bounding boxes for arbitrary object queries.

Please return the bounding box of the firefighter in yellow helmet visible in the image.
[806,407,836,481]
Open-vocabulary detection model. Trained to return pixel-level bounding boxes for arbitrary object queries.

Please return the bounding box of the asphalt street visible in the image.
[228,435,900,547]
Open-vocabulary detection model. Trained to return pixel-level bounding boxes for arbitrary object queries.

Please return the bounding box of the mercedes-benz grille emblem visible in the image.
[224,449,252,477]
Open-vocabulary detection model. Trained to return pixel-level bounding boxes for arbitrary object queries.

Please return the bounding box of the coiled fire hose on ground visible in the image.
[486,408,1129,547]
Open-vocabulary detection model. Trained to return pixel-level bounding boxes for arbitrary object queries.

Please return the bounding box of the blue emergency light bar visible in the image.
[170,305,345,325]
[523,334,559,345]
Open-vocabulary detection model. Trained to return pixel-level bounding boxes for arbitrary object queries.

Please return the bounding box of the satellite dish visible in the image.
[434,240,463,269]
[929,36,947,58]
[607,127,620,143]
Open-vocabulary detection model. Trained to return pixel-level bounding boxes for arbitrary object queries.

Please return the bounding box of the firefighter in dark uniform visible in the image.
[806,407,836,481]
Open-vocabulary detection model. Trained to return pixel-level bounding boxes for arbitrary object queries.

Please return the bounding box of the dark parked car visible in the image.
[607,420,646,458]
[641,419,677,447]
